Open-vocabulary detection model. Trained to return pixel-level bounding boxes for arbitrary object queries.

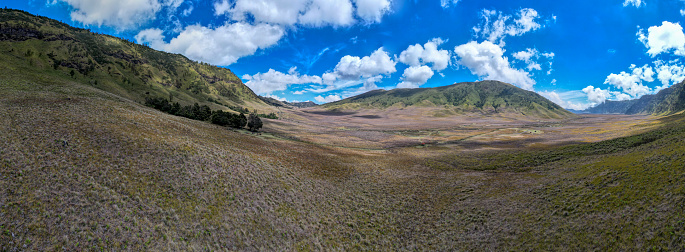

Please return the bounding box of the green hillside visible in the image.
[324,80,573,119]
[0,9,269,112]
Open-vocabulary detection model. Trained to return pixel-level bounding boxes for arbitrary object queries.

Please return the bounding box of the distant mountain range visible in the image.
[323,80,574,119]
[258,96,317,109]
[577,80,685,115]
[0,9,269,112]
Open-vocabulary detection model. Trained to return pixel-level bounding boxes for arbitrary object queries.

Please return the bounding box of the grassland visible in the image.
[2,8,684,251]
[2,48,684,251]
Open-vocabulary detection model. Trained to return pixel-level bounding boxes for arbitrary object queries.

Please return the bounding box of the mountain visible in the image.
[580,100,639,114]
[626,80,685,115]
[258,96,318,108]
[579,80,685,115]
[0,9,270,112]
[324,80,574,119]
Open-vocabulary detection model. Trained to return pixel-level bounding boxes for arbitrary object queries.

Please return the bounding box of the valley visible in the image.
[1,8,684,251]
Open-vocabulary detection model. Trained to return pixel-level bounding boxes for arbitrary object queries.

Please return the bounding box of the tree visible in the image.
[247,113,263,132]
[210,110,231,126]
[229,113,247,129]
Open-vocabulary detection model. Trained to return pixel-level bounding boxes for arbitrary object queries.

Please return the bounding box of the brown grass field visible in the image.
[1,67,684,250]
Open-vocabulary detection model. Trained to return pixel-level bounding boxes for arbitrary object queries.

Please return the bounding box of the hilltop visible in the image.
[0,8,270,113]
[323,80,573,119]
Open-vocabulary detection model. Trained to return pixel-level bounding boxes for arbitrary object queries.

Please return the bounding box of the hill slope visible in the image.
[626,80,685,115]
[324,80,573,119]
[580,80,685,115]
[0,9,269,112]
[580,100,639,114]
[2,70,684,250]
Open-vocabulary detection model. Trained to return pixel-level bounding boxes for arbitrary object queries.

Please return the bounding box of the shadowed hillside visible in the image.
[0,9,270,112]
[324,80,574,119]
[580,80,685,115]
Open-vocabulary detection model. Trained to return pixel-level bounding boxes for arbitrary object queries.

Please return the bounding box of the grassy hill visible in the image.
[324,80,574,119]
[2,67,684,250]
[0,8,270,113]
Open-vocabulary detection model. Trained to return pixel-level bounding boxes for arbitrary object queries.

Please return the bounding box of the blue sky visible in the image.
[7,0,685,108]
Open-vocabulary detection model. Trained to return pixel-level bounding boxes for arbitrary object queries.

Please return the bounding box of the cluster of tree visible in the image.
[144,97,263,131]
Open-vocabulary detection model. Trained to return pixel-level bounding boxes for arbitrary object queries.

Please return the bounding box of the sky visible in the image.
[6,0,685,108]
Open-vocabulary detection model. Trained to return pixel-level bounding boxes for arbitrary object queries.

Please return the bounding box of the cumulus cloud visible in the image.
[638,21,685,57]
[135,22,285,66]
[453,41,535,90]
[354,0,391,23]
[397,65,434,88]
[322,47,397,87]
[399,38,451,71]
[215,0,391,27]
[655,61,685,91]
[538,90,590,110]
[603,64,654,98]
[473,8,543,45]
[58,0,165,29]
[242,67,322,95]
[623,0,645,8]
[582,86,611,104]
[315,94,342,103]
[298,0,355,27]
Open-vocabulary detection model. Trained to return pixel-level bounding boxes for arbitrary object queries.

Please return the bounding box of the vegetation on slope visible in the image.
[259,95,318,109]
[324,80,573,119]
[0,8,268,111]
[1,56,684,250]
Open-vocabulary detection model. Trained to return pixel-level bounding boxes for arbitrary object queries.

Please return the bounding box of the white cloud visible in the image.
[299,0,355,27]
[58,0,164,29]
[135,22,285,66]
[315,94,342,103]
[399,38,451,71]
[582,86,611,104]
[397,65,434,88]
[655,61,685,90]
[440,0,460,8]
[265,94,288,102]
[603,64,654,98]
[324,47,397,84]
[215,0,366,27]
[639,21,685,57]
[512,48,542,71]
[215,0,307,25]
[681,9,685,16]
[354,0,391,23]
[538,90,590,110]
[623,0,645,8]
[453,41,535,90]
[473,8,543,45]
[242,67,322,95]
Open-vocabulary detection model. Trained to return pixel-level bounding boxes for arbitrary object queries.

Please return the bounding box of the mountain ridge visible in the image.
[579,80,685,115]
[0,8,270,113]
[323,80,574,119]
